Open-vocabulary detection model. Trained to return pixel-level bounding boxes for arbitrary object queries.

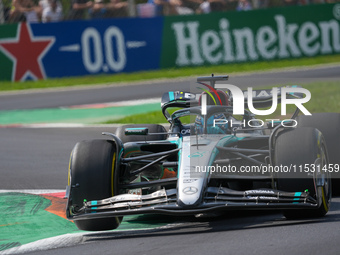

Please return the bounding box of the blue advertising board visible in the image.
[0,17,163,81]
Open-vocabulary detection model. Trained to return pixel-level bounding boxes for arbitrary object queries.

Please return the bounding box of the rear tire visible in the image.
[69,139,122,231]
[275,128,331,219]
[297,113,340,195]
[115,124,167,143]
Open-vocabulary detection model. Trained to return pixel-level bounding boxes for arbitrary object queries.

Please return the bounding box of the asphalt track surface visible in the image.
[1,64,340,111]
[1,65,340,254]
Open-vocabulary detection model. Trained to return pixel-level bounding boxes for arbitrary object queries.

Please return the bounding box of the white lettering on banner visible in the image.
[219,19,235,62]
[256,26,277,59]
[275,15,301,58]
[172,22,203,66]
[81,26,126,73]
[298,22,320,56]
[82,28,103,73]
[172,15,340,66]
[333,4,340,20]
[233,27,258,61]
[104,27,126,72]
[319,20,340,53]
[201,30,222,64]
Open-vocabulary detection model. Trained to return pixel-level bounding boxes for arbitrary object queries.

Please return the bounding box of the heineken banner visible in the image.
[0,18,163,81]
[0,4,339,81]
[161,3,340,68]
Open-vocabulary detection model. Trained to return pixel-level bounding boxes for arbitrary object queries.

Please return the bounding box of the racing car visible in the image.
[66,75,339,231]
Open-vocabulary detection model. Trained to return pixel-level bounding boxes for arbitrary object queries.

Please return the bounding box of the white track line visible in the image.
[0,189,65,194]
[61,97,160,109]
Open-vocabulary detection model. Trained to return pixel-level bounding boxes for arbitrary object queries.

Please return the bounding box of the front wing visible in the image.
[67,187,319,220]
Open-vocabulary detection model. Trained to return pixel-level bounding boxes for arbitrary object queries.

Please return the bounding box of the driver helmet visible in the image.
[198,90,230,106]
[195,90,230,134]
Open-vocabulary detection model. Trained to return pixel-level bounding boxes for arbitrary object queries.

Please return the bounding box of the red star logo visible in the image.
[0,23,54,81]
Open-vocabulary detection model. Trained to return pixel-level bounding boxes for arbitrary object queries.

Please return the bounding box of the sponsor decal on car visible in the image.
[182,186,198,195]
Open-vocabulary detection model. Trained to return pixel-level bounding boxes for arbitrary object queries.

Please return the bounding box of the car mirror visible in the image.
[125,128,148,136]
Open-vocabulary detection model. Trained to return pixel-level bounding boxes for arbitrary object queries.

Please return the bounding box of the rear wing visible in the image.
[197,75,306,109]
[242,86,305,108]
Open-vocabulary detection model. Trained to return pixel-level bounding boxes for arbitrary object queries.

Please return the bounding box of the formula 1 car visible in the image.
[66,75,339,231]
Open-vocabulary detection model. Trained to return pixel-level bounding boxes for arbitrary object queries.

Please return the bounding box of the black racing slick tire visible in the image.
[275,127,331,219]
[115,124,167,143]
[68,139,122,231]
[297,113,340,195]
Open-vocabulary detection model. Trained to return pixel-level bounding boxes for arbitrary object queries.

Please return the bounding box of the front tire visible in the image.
[69,139,122,231]
[275,127,331,219]
[297,113,340,195]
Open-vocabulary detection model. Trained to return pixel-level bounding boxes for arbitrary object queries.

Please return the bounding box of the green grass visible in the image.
[1,54,340,91]
[104,111,167,124]
[102,107,187,124]
[106,80,340,124]
[289,81,340,114]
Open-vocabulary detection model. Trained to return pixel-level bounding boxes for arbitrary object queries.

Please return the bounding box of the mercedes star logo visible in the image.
[183,186,198,195]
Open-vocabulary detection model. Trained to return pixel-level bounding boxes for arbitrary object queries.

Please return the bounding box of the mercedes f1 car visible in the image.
[66,75,339,231]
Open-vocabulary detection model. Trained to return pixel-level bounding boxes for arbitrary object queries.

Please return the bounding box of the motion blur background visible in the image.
[1,0,340,83]
[0,0,337,23]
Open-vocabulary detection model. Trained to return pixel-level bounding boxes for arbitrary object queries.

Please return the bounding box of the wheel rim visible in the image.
[315,143,331,210]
